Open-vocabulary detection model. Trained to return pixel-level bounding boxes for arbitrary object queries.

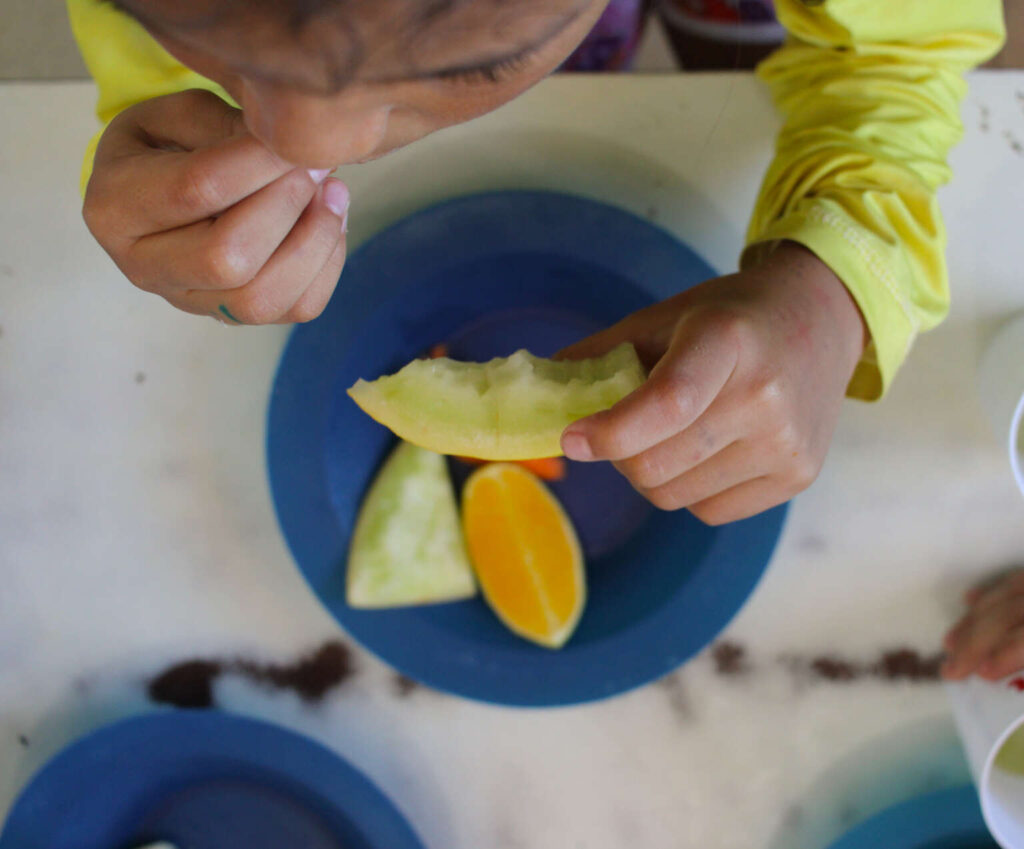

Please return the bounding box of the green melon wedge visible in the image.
[347,441,476,608]
[996,726,1024,776]
[347,343,646,460]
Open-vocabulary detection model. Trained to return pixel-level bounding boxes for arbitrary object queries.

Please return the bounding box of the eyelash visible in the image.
[437,53,532,85]
[105,0,535,89]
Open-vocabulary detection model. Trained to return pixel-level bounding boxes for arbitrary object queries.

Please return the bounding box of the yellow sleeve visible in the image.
[67,0,235,195]
[744,0,1005,400]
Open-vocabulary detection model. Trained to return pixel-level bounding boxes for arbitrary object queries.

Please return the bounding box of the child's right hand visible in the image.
[943,571,1024,681]
[83,90,350,324]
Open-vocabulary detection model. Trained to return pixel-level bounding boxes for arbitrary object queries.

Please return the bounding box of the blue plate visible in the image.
[827,786,996,849]
[267,190,788,707]
[0,711,425,849]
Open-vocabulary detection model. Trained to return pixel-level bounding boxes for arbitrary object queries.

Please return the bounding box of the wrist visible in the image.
[758,240,868,376]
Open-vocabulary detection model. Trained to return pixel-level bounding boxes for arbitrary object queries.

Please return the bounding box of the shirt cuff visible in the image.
[742,202,921,401]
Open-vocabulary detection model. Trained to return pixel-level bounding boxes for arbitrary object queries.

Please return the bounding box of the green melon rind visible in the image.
[347,343,646,460]
[347,441,477,608]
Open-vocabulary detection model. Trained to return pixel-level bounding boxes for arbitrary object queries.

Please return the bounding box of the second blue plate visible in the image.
[827,785,995,849]
[0,711,425,849]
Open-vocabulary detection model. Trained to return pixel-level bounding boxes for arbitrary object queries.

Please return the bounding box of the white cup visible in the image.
[947,676,1024,848]
[977,314,1024,499]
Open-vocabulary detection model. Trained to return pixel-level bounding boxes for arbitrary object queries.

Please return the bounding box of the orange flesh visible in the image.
[462,464,584,647]
[455,455,567,481]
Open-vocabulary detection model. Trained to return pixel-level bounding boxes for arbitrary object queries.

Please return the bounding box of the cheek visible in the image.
[411,71,551,129]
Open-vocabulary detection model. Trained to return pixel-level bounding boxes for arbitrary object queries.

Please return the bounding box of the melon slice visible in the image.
[347,441,476,608]
[347,343,646,460]
[996,726,1024,776]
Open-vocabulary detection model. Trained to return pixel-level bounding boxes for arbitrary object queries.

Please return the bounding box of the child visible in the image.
[944,571,1024,681]
[68,0,1005,524]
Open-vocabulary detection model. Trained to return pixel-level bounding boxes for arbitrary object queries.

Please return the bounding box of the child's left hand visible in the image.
[943,571,1024,681]
[559,242,866,525]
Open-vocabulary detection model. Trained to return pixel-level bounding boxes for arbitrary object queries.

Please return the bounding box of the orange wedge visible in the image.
[455,455,568,482]
[461,463,585,649]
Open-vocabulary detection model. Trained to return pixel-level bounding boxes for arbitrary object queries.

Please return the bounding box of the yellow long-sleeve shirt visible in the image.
[67,0,1004,399]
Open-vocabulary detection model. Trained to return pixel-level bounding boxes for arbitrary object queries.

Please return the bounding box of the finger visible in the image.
[944,614,972,651]
[967,570,1024,616]
[946,577,1024,654]
[977,624,1024,681]
[686,476,793,526]
[126,168,323,292]
[98,138,301,237]
[181,180,347,324]
[103,89,249,156]
[635,441,763,513]
[279,230,347,323]
[555,299,680,368]
[945,603,1014,656]
[614,401,742,490]
[562,315,738,462]
[942,595,1024,680]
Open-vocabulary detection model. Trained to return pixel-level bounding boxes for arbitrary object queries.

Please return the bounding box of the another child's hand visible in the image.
[83,90,349,324]
[559,242,866,524]
[943,572,1024,681]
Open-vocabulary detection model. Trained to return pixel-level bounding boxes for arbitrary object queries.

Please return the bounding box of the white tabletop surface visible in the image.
[2,72,1024,849]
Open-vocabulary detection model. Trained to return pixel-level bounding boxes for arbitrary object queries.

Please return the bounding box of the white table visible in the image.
[2,73,1023,849]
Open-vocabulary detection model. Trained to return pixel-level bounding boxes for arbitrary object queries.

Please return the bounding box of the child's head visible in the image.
[110,0,605,167]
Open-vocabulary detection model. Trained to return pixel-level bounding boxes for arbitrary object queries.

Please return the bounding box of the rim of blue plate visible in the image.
[0,710,425,849]
[826,785,995,849]
[266,189,788,707]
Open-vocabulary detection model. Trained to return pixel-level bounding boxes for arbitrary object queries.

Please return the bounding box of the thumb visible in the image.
[561,312,737,462]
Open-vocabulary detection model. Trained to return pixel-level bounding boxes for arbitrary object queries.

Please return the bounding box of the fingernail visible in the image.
[561,430,593,462]
[307,168,332,184]
[323,178,350,223]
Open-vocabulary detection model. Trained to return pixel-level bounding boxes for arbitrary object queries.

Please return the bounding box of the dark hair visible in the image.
[107,0,471,35]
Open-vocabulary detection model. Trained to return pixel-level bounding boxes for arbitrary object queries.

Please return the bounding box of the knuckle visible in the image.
[628,453,669,490]
[81,199,108,241]
[171,163,224,213]
[705,307,755,351]
[751,375,787,416]
[646,484,683,512]
[288,294,327,324]
[200,238,253,289]
[690,502,729,526]
[127,270,160,295]
[773,421,803,456]
[786,449,821,491]
[654,376,697,427]
[225,292,278,325]
[82,185,118,242]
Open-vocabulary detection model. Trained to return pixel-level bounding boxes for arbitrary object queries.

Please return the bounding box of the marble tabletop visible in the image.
[2,73,1024,849]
